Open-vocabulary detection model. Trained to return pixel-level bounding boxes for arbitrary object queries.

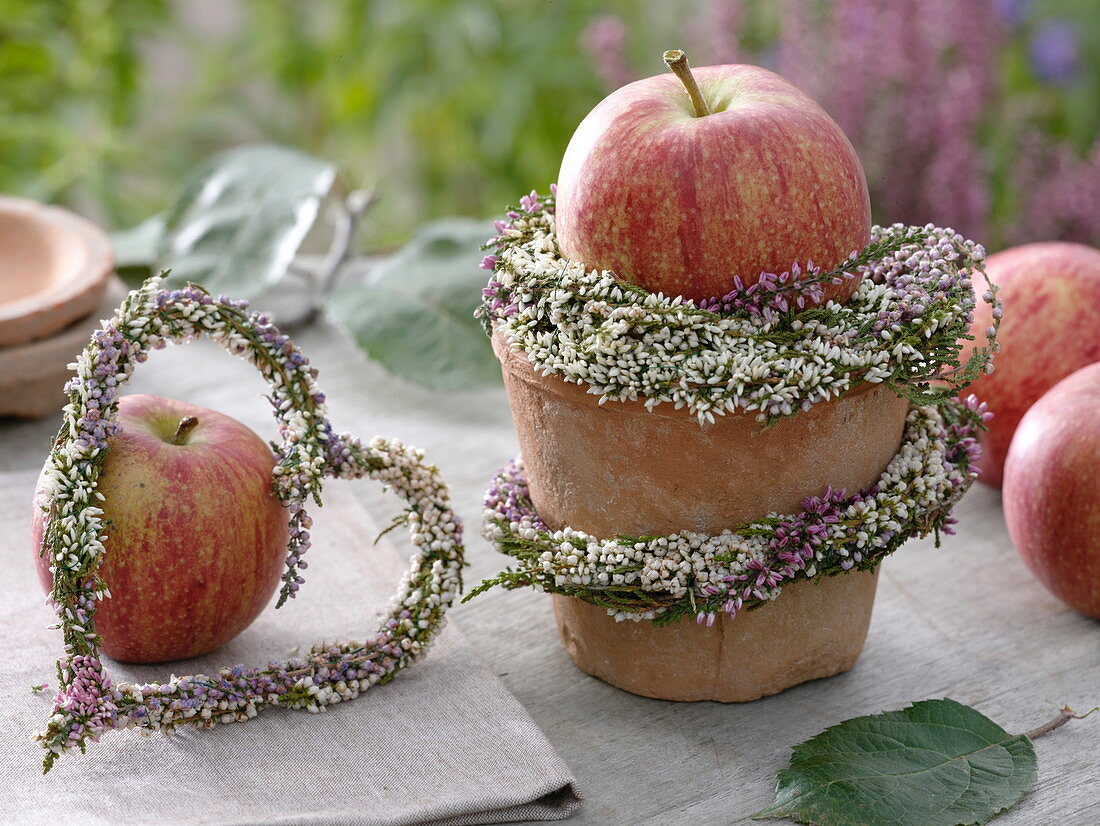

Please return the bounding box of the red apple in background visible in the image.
[32,394,289,662]
[1003,363,1100,619]
[555,50,871,304]
[959,242,1100,488]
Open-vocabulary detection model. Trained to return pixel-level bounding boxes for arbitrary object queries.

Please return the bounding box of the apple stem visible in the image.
[171,416,199,445]
[663,49,711,118]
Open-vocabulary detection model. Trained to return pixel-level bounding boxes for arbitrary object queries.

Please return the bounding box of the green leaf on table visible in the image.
[754,698,1036,826]
[158,144,336,298]
[324,217,499,391]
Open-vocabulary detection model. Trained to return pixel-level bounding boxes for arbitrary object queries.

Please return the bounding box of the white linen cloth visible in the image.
[0,469,580,825]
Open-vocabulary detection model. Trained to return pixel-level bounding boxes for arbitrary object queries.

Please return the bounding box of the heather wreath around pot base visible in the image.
[476,401,983,626]
[468,190,998,702]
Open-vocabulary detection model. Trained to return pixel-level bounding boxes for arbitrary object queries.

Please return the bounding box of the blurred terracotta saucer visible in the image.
[0,276,129,419]
[0,196,114,348]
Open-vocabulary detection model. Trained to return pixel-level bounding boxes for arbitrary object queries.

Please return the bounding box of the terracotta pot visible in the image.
[553,571,879,702]
[0,196,113,348]
[492,329,910,701]
[0,276,129,419]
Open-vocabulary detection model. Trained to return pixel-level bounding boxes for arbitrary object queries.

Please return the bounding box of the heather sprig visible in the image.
[33,276,465,772]
[696,226,928,320]
[470,398,985,625]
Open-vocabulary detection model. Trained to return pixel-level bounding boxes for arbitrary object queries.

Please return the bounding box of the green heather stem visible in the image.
[663,49,711,117]
[171,415,198,445]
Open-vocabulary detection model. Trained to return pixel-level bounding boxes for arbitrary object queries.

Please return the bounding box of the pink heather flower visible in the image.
[708,0,742,64]
[1007,133,1100,246]
[519,190,542,214]
[696,611,717,626]
[963,394,993,422]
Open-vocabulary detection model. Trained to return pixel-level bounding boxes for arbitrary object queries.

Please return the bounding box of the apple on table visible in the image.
[554,50,871,306]
[959,241,1100,488]
[1003,362,1100,620]
[32,394,289,663]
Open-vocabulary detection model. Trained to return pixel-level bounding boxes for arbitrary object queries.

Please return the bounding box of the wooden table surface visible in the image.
[4,300,1097,825]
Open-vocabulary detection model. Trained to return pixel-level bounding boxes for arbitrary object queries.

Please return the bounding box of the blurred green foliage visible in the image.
[208,0,657,246]
[4,0,1099,249]
[4,0,678,245]
[0,0,166,221]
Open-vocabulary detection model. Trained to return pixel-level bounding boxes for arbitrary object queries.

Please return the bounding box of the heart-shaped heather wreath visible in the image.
[32,276,465,772]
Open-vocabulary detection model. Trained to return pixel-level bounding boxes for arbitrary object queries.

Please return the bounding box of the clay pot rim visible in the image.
[0,196,114,334]
[491,326,883,421]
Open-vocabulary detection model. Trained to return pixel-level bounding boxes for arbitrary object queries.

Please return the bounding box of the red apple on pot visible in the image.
[555,50,871,304]
[959,241,1100,488]
[32,394,289,663]
[1003,362,1100,619]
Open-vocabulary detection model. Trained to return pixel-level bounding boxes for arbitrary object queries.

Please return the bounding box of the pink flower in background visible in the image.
[780,0,1097,248]
[1009,134,1100,245]
[581,16,634,90]
[581,1,1099,250]
[682,0,742,66]
[777,0,1001,241]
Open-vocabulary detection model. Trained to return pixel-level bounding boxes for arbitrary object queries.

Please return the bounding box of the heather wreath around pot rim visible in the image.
[468,189,1001,623]
[32,276,466,773]
[476,189,1001,423]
